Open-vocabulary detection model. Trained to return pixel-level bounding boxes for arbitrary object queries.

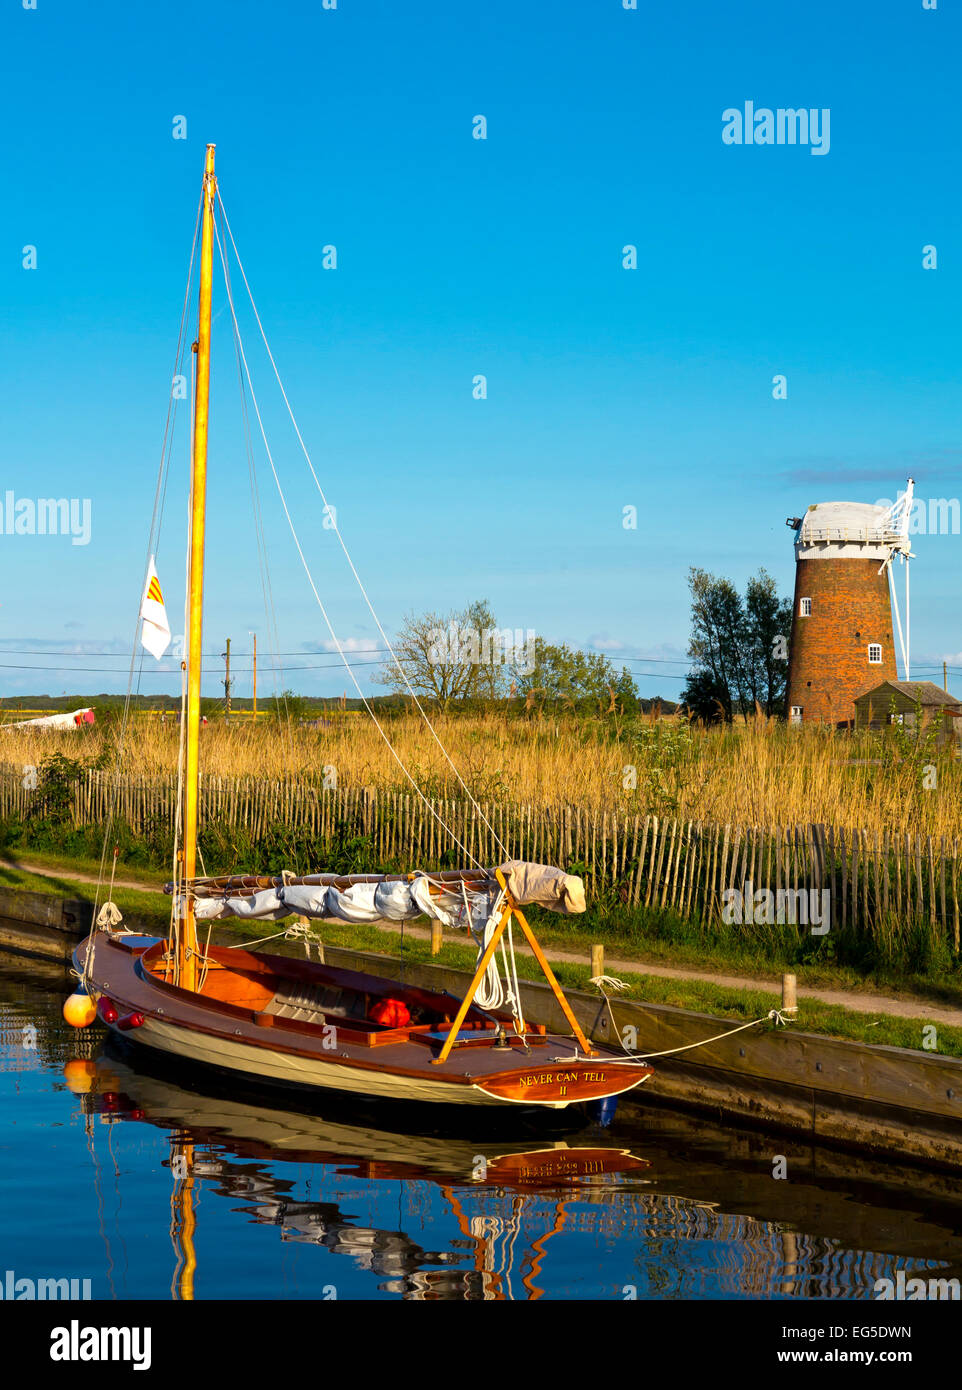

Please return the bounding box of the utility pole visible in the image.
[945,660,948,692]
[223,638,231,721]
[251,633,257,722]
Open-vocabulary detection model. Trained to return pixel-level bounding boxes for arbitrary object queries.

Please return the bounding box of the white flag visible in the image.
[140,557,171,660]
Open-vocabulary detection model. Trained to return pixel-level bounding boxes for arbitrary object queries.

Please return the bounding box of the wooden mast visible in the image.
[178,142,217,992]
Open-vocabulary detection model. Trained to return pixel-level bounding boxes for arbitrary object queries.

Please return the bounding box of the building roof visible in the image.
[854,680,962,708]
[799,500,890,543]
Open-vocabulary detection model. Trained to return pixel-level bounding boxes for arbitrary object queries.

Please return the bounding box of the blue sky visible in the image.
[1,0,959,702]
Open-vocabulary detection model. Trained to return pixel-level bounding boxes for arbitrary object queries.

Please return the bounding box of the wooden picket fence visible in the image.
[1,764,958,947]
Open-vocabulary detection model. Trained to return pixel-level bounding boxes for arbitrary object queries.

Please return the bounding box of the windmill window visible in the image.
[799,597,812,617]
[868,644,882,664]
[790,706,803,725]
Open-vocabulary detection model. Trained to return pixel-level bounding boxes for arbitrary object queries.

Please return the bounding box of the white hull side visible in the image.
[121,1016,555,1107]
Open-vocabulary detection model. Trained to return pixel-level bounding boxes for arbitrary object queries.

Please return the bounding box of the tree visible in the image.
[682,566,791,721]
[613,665,640,715]
[679,668,729,725]
[463,599,507,705]
[743,570,792,717]
[374,600,509,712]
[683,568,744,721]
[274,689,309,721]
[512,639,637,714]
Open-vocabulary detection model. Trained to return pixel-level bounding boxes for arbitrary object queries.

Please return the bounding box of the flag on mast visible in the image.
[140,558,171,659]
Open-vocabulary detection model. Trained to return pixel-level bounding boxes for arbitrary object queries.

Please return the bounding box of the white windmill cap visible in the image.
[799,500,890,540]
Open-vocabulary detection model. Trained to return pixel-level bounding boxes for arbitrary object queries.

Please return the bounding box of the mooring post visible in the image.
[782,972,797,1014]
[431,921,443,956]
[591,943,605,978]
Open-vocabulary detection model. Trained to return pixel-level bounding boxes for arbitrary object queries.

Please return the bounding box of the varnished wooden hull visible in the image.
[126,1012,568,1106]
[75,934,652,1111]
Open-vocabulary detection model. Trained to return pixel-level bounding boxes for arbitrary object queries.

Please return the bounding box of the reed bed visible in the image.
[1,708,959,841]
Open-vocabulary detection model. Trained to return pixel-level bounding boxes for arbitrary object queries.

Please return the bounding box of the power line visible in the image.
[0,658,385,675]
[1,644,958,673]
[0,647,389,659]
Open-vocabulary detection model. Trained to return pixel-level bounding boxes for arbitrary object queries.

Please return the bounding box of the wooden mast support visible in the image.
[178,142,217,993]
[510,901,594,1054]
[432,868,594,1064]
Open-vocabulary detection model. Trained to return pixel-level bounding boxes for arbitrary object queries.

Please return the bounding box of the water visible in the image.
[2,952,961,1302]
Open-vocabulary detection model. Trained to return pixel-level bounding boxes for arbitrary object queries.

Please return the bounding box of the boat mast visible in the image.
[179,142,216,992]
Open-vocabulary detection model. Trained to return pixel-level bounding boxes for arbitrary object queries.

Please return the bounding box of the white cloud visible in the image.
[315,637,382,655]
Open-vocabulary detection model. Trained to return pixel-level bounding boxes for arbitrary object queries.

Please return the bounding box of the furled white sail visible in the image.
[188,875,492,928]
[181,862,585,926]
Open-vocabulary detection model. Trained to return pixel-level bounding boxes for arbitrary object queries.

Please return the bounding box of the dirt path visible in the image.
[7,856,960,1026]
[0,858,164,894]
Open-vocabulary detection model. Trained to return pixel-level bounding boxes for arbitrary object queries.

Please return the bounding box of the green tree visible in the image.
[274,689,309,722]
[743,570,793,716]
[679,668,729,725]
[682,566,791,721]
[613,665,640,715]
[512,639,634,713]
[374,600,509,712]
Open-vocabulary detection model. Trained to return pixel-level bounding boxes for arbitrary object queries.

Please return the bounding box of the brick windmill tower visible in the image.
[785,481,914,726]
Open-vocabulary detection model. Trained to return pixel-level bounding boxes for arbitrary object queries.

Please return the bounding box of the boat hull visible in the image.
[75,934,652,1110]
[116,1013,614,1107]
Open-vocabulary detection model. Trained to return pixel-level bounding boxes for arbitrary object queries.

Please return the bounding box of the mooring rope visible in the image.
[589,975,795,1063]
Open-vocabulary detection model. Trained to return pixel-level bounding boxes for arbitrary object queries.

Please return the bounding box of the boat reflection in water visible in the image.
[63,1042,651,1300]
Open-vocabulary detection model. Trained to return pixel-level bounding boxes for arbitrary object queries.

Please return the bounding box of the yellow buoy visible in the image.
[63,991,98,1029]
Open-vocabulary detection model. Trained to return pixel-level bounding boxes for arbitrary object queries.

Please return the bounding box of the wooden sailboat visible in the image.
[67,145,652,1113]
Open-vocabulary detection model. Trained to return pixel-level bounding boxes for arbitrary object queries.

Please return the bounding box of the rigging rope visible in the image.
[221,234,296,755]
[212,216,481,869]
[82,191,203,987]
[216,190,510,863]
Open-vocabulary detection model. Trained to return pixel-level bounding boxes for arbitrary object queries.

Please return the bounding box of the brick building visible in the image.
[785,498,907,727]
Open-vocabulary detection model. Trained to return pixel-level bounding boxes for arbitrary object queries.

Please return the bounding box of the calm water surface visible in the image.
[2,953,960,1301]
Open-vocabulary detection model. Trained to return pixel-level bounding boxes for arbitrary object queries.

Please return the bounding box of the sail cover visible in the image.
[182,862,585,926]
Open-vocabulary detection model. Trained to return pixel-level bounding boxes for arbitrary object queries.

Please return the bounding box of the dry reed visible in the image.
[2,709,958,841]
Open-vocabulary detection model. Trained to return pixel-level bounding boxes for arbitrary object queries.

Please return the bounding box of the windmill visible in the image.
[784,478,916,726]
